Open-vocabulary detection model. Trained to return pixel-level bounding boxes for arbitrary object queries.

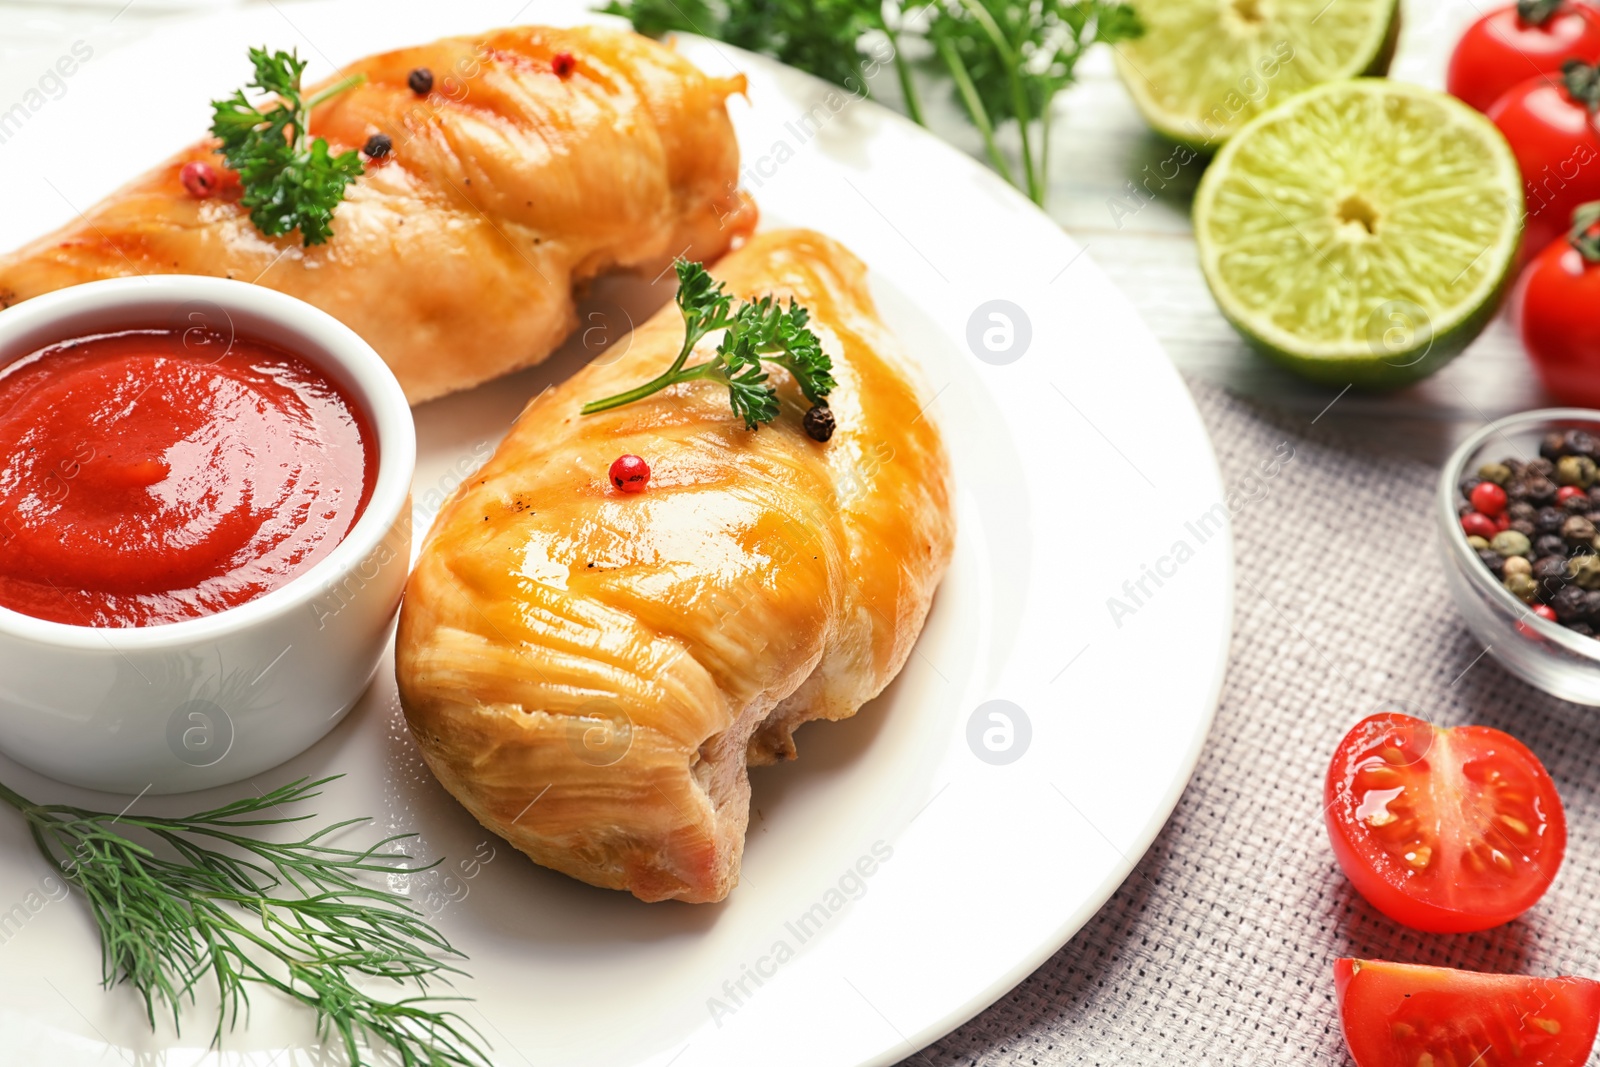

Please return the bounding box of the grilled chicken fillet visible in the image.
[396,229,954,902]
[0,25,756,403]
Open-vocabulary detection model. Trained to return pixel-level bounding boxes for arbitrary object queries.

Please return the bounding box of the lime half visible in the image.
[1114,0,1398,148]
[1193,80,1523,390]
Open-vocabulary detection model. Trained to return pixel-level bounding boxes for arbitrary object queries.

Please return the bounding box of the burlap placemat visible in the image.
[910,377,1600,1066]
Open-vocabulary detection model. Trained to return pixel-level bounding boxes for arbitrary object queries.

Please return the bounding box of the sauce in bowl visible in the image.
[0,329,375,627]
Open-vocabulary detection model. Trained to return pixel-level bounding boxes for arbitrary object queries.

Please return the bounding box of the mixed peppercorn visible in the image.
[1459,428,1600,635]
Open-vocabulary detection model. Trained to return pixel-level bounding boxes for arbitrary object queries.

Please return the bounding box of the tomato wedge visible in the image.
[1325,713,1565,933]
[1335,959,1600,1067]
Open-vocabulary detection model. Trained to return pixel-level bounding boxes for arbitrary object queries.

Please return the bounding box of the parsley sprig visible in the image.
[210,48,367,246]
[0,775,489,1066]
[582,260,835,429]
[599,0,1143,207]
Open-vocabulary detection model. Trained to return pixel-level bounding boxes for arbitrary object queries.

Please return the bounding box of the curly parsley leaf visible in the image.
[581,260,833,431]
[209,47,367,246]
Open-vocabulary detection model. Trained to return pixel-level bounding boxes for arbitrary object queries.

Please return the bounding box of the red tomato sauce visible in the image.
[0,329,375,627]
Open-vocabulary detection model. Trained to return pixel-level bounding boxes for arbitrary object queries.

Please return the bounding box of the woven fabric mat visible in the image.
[909,377,1600,1067]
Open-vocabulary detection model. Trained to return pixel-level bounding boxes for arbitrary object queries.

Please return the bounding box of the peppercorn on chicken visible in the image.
[0,25,756,404]
[396,229,954,903]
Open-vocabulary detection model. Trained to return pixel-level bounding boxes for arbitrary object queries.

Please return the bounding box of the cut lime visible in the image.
[1114,0,1399,148]
[1192,80,1523,390]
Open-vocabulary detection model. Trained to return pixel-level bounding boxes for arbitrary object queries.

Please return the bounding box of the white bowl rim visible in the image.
[1439,406,1600,661]
[0,275,416,651]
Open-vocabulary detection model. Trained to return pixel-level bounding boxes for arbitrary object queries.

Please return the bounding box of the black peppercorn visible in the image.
[1510,519,1537,537]
[1477,549,1506,577]
[1570,430,1599,458]
[1508,501,1536,521]
[1527,457,1556,479]
[1535,555,1570,599]
[1535,533,1568,558]
[1541,431,1569,460]
[1535,554,1568,577]
[1524,476,1558,504]
[1553,585,1589,622]
[1459,475,1483,498]
[408,67,434,95]
[1565,492,1593,514]
[1564,514,1597,544]
[803,404,834,442]
[1584,590,1600,619]
[363,133,392,159]
[1535,507,1566,534]
[1572,621,1597,636]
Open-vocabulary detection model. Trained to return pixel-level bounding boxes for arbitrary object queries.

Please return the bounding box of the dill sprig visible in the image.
[581,259,834,429]
[0,775,490,1067]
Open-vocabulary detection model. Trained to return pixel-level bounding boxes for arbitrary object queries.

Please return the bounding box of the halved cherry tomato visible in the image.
[1335,959,1600,1067]
[1489,63,1600,263]
[1449,0,1600,112]
[1324,713,1565,933]
[1516,204,1600,404]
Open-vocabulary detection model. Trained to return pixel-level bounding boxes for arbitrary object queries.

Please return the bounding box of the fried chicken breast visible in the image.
[396,229,953,902]
[0,25,756,403]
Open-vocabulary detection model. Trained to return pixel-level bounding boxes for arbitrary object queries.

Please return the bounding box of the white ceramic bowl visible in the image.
[0,277,414,794]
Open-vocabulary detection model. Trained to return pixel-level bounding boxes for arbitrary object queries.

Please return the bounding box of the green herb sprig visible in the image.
[598,0,1143,206]
[0,775,489,1067]
[210,48,367,246]
[581,260,834,429]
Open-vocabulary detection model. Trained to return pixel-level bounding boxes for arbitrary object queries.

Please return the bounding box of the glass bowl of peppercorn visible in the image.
[1439,411,1600,704]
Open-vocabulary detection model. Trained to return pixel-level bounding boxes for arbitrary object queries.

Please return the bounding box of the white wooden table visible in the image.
[0,0,1524,463]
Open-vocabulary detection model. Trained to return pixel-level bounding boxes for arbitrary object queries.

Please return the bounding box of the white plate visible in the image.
[0,3,1231,1064]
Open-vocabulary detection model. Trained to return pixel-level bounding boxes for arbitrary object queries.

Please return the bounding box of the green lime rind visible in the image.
[1114,0,1400,151]
[1193,79,1524,391]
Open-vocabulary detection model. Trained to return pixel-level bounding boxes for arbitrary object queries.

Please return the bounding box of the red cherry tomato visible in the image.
[1517,231,1600,404]
[1449,1,1600,112]
[1334,959,1600,1067]
[1324,712,1566,933]
[1471,481,1509,516]
[1489,71,1600,262]
[608,453,650,492]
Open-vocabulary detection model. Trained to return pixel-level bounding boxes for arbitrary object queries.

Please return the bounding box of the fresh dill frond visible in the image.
[0,775,489,1067]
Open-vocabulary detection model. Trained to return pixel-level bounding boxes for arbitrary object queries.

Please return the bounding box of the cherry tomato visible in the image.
[1324,712,1566,933]
[1516,227,1600,405]
[1335,959,1600,1067]
[1489,70,1600,262]
[1449,1,1600,112]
